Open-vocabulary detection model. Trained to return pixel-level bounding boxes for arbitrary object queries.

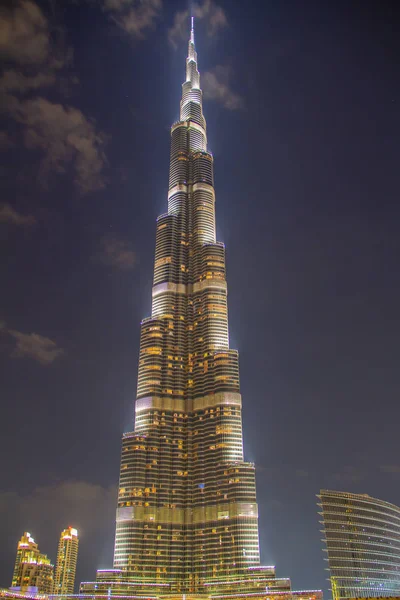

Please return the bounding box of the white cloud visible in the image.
[0,0,50,64]
[168,0,227,49]
[1,325,64,365]
[6,96,107,194]
[102,0,132,9]
[96,234,136,270]
[202,65,243,110]
[167,8,187,48]
[0,481,117,579]
[102,0,162,38]
[195,0,227,36]
[0,203,36,226]
[0,1,107,194]
[0,481,117,528]
[0,69,56,93]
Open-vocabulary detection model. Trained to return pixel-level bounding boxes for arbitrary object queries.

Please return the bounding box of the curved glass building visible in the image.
[318,489,400,600]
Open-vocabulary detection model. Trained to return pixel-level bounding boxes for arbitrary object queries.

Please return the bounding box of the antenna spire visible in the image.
[190,16,195,44]
[187,14,197,70]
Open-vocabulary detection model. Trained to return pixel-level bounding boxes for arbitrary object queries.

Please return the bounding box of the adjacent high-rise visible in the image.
[11,532,54,594]
[77,22,322,600]
[54,527,79,594]
[318,490,400,600]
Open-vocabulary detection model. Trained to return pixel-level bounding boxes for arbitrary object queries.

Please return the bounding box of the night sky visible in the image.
[1,0,400,596]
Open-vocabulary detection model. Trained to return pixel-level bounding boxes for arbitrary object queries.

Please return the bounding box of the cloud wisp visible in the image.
[0,203,36,226]
[0,1,107,194]
[13,97,107,194]
[96,234,136,270]
[0,481,117,575]
[380,465,400,475]
[101,0,162,38]
[330,465,366,486]
[168,0,227,49]
[0,0,50,64]
[0,480,116,524]
[1,323,64,365]
[202,65,244,110]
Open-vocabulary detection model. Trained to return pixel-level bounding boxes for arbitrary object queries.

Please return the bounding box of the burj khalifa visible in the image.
[76,21,322,600]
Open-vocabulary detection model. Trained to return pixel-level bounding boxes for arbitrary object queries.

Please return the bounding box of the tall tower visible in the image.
[113,19,259,591]
[79,21,322,600]
[54,527,79,594]
[11,532,54,594]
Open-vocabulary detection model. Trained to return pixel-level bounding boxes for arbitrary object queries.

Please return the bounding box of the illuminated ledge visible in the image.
[168,182,215,201]
[121,431,148,441]
[52,596,159,599]
[0,590,48,600]
[171,119,206,137]
[116,502,258,525]
[192,182,215,196]
[50,595,322,600]
[152,282,187,297]
[210,593,323,600]
[192,280,227,294]
[152,279,227,298]
[92,577,169,588]
[168,183,188,198]
[135,396,186,413]
[135,393,242,413]
[192,392,242,410]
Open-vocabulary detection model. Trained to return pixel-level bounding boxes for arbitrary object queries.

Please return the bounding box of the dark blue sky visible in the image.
[1,0,400,596]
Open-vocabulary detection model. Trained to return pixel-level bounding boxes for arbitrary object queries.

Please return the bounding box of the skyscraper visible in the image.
[318,490,400,600]
[113,17,259,591]
[77,22,322,600]
[54,527,79,594]
[11,532,54,594]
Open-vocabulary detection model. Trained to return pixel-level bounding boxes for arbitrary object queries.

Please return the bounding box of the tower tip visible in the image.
[190,16,195,44]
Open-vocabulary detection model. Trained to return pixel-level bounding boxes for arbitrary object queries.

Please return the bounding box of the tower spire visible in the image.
[190,16,194,44]
[186,15,198,85]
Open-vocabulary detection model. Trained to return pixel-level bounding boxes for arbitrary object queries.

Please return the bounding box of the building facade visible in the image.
[54,527,79,594]
[65,21,322,600]
[112,20,261,594]
[11,532,54,595]
[318,490,400,600]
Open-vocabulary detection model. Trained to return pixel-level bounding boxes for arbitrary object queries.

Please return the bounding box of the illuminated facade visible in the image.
[318,490,400,600]
[1,589,48,600]
[54,527,79,594]
[69,20,322,600]
[11,532,54,595]
[107,21,261,594]
[111,21,265,594]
